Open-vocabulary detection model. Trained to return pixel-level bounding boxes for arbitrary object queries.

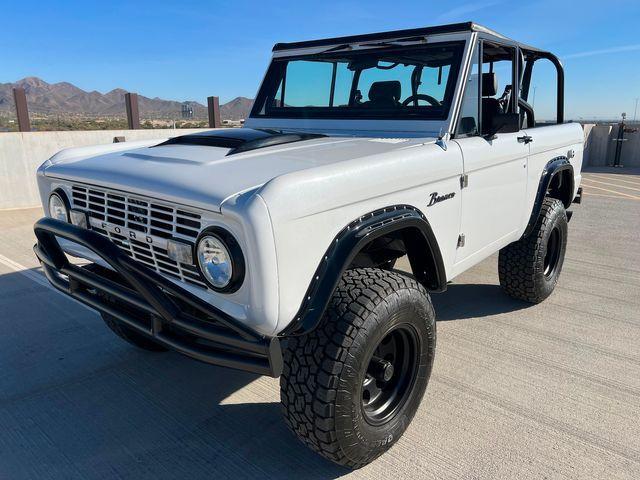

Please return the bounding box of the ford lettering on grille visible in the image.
[70,184,207,289]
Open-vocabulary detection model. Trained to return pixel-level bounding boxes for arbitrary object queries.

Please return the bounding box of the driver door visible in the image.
[452,41,529,269]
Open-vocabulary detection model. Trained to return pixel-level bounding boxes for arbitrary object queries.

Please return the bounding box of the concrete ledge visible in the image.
[583,124,640,168]
[2,125,638,209]
[0,128,209,210]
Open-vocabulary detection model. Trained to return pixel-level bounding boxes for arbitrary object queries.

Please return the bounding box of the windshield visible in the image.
[252,42,463,121]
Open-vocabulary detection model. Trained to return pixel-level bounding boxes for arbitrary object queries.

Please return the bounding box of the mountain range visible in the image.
[0,77,253,121]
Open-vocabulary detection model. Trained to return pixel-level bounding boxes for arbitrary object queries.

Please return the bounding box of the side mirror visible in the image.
[485,112,520,138]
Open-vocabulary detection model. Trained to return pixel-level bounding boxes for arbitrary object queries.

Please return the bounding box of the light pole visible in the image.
[532,86,537,108]
[633,97,639,123]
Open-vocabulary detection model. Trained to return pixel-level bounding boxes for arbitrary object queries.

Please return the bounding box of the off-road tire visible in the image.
[499,197,568,303]
[101,313,168,352]
[280,268,436,468]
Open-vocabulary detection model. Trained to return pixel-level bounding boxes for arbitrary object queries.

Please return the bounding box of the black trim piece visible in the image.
[282,205,446,336]
[33,217,282,377]
[520,51,564,124]
[195,226,246,293]
[272,22,546,53]
[573,187,583,204]
[523,156,574,237]
[273,23,475,51]
[227,133,325,155]
[156,128,273,149]
[155,127,325,156]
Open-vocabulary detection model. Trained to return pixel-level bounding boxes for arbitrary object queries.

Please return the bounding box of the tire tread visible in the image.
[498,197,567,303]
[280,268,433,468]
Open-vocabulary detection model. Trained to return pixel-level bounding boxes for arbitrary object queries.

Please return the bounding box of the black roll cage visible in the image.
[520,50,565,124]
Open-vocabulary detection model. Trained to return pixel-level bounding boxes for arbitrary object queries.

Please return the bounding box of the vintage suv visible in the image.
[34,22,583,468]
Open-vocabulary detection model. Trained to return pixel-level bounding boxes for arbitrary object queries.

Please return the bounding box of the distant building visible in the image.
[181,103,194,119]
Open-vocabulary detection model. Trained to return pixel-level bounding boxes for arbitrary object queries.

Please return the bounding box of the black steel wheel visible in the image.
[543,225,562,278]
[361,324,420,425]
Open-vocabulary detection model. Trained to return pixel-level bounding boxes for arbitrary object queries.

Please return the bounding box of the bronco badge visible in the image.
[427,191,456,207]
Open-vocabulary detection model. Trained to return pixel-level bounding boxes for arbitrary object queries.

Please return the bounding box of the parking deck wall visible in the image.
[0,129,209,209]
[1,125,639,210]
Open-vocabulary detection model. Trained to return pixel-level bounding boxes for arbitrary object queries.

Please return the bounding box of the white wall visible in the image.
[0,128,209,210]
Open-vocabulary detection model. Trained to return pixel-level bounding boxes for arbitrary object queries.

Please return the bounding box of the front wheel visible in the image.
[499,197,568,303]
[280,268,436,468]
[101,313,168,352]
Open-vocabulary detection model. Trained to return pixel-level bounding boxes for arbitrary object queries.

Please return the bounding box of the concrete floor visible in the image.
[0,168,639,479]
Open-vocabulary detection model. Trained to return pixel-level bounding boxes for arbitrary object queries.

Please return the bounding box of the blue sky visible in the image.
[3,0,639,120]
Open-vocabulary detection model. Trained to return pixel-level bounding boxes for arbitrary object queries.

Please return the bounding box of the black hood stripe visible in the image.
[155,128,325,155]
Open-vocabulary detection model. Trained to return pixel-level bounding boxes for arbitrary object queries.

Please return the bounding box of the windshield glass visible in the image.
[252,42,463,120]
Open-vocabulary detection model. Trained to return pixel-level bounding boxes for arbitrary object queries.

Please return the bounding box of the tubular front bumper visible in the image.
[33,217,283,377]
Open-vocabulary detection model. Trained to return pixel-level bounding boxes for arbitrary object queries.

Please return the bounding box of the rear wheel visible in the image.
[280,268,436,468]
[499,197,568,303]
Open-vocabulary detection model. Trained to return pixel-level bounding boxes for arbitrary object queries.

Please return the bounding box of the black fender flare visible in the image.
[282,205,446,336]
[523,156,574,237]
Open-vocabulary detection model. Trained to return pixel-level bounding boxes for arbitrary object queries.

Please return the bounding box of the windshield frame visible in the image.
[250,41,465,122]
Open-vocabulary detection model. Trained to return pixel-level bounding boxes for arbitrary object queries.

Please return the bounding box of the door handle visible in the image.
[517,135,533,144]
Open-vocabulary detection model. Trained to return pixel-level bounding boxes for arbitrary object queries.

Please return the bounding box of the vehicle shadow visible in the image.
[1,269,530,479]
[0,269,348,480]
[431,282,530,320]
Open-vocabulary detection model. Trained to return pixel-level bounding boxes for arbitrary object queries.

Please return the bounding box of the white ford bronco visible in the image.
[34,22,584,468]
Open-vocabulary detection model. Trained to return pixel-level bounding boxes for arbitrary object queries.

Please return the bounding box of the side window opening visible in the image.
[455,40,519,138]
[456,42,480,137]
[521,55,559,127]
[480,42,516,135]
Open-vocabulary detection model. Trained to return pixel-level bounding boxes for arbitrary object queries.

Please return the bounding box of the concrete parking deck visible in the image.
[0,168,639,479]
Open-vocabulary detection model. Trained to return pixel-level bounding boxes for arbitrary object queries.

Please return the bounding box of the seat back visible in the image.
[481,73,503,134]
[367,81,401,108]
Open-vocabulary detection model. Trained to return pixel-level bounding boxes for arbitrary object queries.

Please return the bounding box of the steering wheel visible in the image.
[401,94,441,107]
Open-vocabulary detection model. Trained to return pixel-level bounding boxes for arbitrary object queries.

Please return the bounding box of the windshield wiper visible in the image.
[320,43,353,53]
[359,36,428,47]
[320,36,428,54]
[358,41,403,48]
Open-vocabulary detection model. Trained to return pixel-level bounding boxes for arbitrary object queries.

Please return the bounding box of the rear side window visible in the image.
[525,58,558,125]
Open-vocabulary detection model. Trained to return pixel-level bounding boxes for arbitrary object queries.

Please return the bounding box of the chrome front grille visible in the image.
[70,184,207,289]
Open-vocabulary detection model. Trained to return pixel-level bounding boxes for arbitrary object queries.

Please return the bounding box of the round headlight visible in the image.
[48,191,69,223]
[197,235,232,288]
[196,229,245,292]
[197,234,237,290]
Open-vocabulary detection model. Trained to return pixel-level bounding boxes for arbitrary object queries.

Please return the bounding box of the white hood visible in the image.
[42,130,435,212]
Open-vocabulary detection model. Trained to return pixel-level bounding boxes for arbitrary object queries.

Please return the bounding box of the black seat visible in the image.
[366,81,401,108]
[481,73,502,134]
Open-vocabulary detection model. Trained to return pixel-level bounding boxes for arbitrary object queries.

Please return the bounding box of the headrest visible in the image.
[482,73,498,97]
[368,81,401,102]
